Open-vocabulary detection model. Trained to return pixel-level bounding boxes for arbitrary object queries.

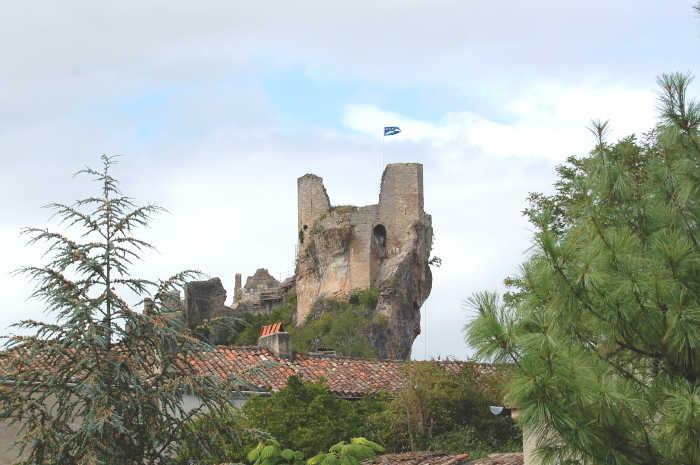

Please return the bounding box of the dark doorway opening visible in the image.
[373,224,387,258]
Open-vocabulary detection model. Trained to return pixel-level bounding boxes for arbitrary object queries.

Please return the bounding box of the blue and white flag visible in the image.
[384,126,401,136]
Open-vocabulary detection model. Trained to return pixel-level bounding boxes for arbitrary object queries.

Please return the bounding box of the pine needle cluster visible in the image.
[465,73,700,465]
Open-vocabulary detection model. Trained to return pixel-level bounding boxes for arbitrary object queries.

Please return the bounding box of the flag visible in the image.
[384,126,401,136]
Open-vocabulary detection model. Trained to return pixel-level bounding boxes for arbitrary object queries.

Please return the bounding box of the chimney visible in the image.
[257,322,292,359]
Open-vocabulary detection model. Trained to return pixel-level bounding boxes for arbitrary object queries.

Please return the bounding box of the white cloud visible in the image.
[343,82,657,161]
[1,0,695,130]
[0,0,697,360]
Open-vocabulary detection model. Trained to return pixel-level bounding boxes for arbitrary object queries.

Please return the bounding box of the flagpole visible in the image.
[380,128,385,170]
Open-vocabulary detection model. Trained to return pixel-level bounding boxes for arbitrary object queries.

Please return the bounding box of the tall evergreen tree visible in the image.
[0,156,237,465]
[465,74,700,465]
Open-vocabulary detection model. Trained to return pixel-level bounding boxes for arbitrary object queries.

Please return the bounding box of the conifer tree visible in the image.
[0,156,237,465]
[465,74,700,465]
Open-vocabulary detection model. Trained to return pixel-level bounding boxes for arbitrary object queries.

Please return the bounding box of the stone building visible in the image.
[127,163,432,358]
[232,268,286,314]
[295,163,433,359]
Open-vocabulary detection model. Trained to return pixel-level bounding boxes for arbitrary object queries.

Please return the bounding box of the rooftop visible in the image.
[363,452,523,465]
[185,346,496,398]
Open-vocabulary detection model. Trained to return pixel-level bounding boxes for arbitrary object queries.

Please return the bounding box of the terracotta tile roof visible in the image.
[470,454,523,465]
[365,452,471,465]
[185,346,496,398]
[219,453,521,465]
[363,452,522,465]
[1,343,500,399]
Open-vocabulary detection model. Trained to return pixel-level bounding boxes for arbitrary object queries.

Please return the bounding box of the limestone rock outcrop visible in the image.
[183,278,232,330]
[295,163,433,359]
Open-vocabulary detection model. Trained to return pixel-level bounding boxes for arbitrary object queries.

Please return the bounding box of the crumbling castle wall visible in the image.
[295,163,433,359]
[232,268,284,313]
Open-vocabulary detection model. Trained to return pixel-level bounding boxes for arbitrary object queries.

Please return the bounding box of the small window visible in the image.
[373,224,387,249]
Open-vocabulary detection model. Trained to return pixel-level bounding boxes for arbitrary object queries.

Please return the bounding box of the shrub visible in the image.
[292,289,385,358]
[177,407,263,464]
[242,376,388,456]
[377,362,521,458]
[224,296,296,346]
[307,438,385,465]
[247,439,305,465]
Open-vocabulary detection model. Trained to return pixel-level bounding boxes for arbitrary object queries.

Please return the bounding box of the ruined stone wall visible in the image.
[298,174,331,240]
[231,268,285,314]
[348,205,378,290]
[378,163,424,254]
[234,273,242,302]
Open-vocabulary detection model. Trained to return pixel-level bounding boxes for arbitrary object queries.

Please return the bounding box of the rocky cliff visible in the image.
[295,163,433,359]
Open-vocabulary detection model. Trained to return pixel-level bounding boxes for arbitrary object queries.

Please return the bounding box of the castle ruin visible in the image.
[174,162,433,359]
[295,163,433,358]
[231,268,294,314]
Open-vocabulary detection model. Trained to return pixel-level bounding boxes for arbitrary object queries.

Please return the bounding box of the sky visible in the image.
[1,1,698,360]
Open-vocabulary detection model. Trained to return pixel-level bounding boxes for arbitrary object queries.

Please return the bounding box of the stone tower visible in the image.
[295,163,432,359]
[234,273,242,303]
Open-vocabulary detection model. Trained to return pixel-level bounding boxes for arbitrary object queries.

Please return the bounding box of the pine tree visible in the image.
[0,156,238,465]
[465,74,700,465]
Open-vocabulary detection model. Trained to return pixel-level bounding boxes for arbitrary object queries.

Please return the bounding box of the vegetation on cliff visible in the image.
[229,296,297,346]
[292,288,386,358]
[465,74,700,465]
[227,289,386,358]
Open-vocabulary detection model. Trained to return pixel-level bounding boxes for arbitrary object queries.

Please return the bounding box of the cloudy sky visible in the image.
[1,1,698,359]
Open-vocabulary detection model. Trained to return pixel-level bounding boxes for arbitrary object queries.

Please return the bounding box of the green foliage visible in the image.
[226,296,297,346]
[376,362,520,458]
[246,437,382,465]
[307,437,384,465]
[465,74,700,465]
[428,426,518,461]
[247,439,306,465]
[348,287,380,308]
[180,362,515,460]
[0,156,238,465]
[292,288,384,358]
[222,289,383,358]
[177,407,261,464]
[242,375,388,456]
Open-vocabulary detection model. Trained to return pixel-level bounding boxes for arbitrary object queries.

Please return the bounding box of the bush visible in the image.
[292,289,385,358]
[246,437,384,465]
[376,362,521,458]
[225,296,296,346]
[247,439,305,465]
[242,376,388,456]
[307,438,385,465]
[428,425,521,459]
[176,407,262,464]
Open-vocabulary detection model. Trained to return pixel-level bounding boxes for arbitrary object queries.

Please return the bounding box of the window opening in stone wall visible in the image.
[373,224,387,258]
